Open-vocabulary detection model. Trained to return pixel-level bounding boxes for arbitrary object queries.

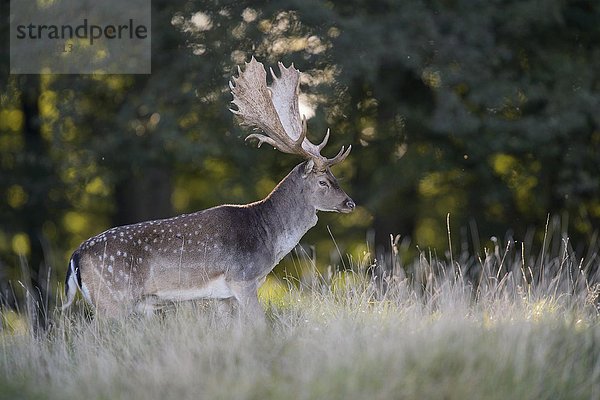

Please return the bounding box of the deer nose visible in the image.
[345,198,356,210]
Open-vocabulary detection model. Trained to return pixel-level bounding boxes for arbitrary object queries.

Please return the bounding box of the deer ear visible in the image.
[302,160,315,177]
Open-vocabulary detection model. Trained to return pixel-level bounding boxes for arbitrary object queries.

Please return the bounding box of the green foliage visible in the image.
[1,0,599,307]
[315,0,600,246]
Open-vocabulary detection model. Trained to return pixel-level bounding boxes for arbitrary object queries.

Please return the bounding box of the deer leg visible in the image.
[227,281,266,328]
[134,295,164,318]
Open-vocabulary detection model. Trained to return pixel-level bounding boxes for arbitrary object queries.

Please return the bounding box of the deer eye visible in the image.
[318,180,329,187]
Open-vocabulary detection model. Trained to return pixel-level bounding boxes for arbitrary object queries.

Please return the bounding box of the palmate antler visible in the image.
[229,57,351,171]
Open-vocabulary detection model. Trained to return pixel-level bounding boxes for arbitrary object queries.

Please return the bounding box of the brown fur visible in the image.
[66,162,354,319]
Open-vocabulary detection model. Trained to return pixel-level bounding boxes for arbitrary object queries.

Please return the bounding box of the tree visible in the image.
[280,0,600,252]
[1,0,599,316]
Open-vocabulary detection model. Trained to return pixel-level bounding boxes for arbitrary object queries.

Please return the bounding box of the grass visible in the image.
[1,227,599,400]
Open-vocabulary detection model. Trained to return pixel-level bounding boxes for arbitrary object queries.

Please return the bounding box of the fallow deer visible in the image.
[62,58,355,320]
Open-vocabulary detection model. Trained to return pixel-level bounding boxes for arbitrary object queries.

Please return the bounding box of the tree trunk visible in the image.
[113,166,173,226]
[21,75,49,333]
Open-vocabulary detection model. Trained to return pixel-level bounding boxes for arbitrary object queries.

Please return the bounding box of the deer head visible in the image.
[230,57,355,213]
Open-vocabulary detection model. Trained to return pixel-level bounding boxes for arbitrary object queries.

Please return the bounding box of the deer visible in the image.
[61,57,355,322]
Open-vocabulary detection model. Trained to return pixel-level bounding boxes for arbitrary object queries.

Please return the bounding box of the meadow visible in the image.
[1,228,599,400]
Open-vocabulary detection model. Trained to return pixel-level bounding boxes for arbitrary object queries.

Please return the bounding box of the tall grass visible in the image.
[1,223,599,400]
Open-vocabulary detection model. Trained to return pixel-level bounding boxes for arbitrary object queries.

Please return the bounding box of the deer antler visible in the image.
[230,57,351,171]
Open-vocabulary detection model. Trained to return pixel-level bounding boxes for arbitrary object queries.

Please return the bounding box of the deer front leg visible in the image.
[228,280,266,328]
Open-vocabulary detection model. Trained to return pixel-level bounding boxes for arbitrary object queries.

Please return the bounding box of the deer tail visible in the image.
[62,252,81,311]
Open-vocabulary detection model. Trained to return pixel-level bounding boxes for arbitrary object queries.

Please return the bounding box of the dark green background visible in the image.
[1,0,598,317]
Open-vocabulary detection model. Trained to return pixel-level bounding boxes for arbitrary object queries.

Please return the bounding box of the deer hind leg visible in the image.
[134,295,165,318]
[213,297,236,319]
[227,280,266,328]
[92,297,132,319]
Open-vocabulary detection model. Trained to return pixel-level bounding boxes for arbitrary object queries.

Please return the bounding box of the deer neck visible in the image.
[258,164,317,261]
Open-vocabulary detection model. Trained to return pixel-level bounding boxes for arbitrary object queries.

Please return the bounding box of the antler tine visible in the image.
[323,145,352,168]
[245,133,279,149]
[317,128,330,151]
[295,115,308,148]
[269,66,279,82]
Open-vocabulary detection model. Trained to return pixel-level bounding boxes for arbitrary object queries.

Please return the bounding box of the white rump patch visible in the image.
[81,282,93,303]
[155,275,233,301]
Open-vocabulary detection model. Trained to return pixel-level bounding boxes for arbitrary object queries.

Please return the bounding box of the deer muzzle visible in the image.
[338,197,356,213]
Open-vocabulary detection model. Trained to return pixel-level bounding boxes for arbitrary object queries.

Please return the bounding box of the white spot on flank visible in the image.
[108,265,113,273]
[81,283,92,303]
[117,250,121,256]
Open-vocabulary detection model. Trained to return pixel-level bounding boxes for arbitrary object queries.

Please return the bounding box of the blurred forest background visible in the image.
[0,0,599,318]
